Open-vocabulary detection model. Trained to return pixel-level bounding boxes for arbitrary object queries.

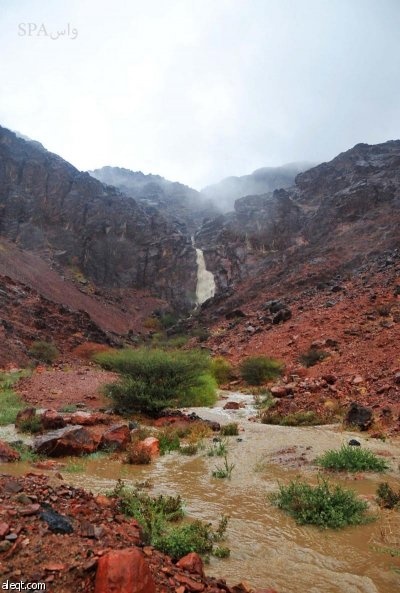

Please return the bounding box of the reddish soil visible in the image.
[0,474,270,593]
[16,364,118,411]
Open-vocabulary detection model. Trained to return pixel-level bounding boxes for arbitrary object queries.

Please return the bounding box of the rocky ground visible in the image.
[0,473,275,593]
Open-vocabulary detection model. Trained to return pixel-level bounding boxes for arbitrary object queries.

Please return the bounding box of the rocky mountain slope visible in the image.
[0,126,197,312]
[196,141,400,295]
[89,166,219,233]
[201,162,313,211]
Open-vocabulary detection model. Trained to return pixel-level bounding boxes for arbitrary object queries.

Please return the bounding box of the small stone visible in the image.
[349,439,361,447]
[0,540,12,552]
[0,523,10,538]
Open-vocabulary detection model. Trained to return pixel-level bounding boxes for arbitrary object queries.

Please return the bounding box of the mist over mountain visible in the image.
[201,162,315,211]
[89,166,220,233]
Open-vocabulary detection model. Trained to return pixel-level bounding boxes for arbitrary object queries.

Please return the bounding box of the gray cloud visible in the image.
[1,0,399,188]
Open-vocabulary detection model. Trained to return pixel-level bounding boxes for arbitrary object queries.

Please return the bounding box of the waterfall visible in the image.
[195,247,216,305]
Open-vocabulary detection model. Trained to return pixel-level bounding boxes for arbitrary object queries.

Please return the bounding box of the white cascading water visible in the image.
[195,247,216,305]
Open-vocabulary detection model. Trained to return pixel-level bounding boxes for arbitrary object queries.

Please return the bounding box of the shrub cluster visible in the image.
[316,445,388,472]
[239,356,282,385]
[95,348,217,416]
[28,341,59,364]
[269,478,372,529]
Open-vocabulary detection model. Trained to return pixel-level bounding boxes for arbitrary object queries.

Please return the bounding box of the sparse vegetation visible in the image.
[109,481,229,559]
[72,342,111,361]
[0,372,25,425]
[95,348,217,416]
[207,440,228,457]
[179,444,198,456]
[239,356,282,385]
[18,415,42,434]
[64,460,85,473]
[11,442,41,463]
[220,422,239,436]
[28,340,59,364]
[212,454,235,479]
[316,445,389,472]
[376,483,400,509]
[269,478,373,529]
[211,357,233,386]
[262,410,325,426]
[158,427,181,455]
[299,348,329,368]
[59,404,78,413]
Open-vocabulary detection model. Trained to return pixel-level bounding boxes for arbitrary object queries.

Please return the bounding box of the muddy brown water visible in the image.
[1,392,400,593]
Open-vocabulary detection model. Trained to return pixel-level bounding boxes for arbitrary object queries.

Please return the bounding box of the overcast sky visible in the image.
[0,0,399,189]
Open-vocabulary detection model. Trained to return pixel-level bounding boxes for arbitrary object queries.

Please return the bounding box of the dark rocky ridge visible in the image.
[196,140,400,297]
[89,166,219,234]
[0,126,197,311]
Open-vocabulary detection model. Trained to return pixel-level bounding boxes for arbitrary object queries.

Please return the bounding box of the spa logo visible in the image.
[18,23,78,40]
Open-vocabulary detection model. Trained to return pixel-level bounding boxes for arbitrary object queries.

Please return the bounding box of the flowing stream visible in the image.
[1,393,400,593]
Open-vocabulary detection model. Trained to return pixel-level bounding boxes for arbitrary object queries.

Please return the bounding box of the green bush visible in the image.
[212,454,235,479]
[269,478,373,529]
[316,445,388,472]
[109,481,228,559]
[158,427,181,455]
[220,422,239,436]
[239,356,282,385]
[179,444,198,456]
[95,348,217,416]
[0,372,25,425]
[376,483,400,509]
[28,341,59,364]
[211,357,233,386]
[18,415,42,434]
[299,348,328,368]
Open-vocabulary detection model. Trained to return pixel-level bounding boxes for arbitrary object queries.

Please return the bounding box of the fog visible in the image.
[0,0,399,189]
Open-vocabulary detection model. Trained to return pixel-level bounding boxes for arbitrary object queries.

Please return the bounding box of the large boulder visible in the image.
[33,425,99,456]
[94,548,155,593]
[176,552,204,577]
[100,423,131,451]
[0,440,20,462]
[345,402,373,431]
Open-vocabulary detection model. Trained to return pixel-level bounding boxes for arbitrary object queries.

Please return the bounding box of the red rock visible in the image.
[0,440,20,462]
[100,423,131,451]
[19,504,40,516]
[140,437,160,457]
[176,552,204,577]
[223,401,240,410]
[15,407,36,429]
[33,460,65,470]
[94,548,156,593]
[0,523,10,538]
[70,411,108,426]
[95,495,112,507]
[175,574,205,592]
[43,562,67,571]
[270,386,288,397]
[33,426,99,456]
[40,409,66,430]
[352,375,364,385]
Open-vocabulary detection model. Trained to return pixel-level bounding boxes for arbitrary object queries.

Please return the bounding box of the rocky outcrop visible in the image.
[94,548,156,593]
[196,140,400,297]
[33,425,99,456]
[0,126,197,310]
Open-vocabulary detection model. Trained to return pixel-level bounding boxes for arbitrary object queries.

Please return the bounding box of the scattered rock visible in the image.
[94,548,156,593]
[40,409,66,430]
[0,439,20,462]
[34,425,99,456]
[39,504,74,534]
[139,437,160,457]
[100,423,131,451]
[270,386,288,398]
[345,402,373,431]
[223,401,241,410]
[349,439,361,446]
[15,407,36,429]
[176,552,204,577]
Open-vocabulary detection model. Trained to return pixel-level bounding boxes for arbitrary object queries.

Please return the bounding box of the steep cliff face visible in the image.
[89,166,219,234]
[0,127,197,310]
[196,140,400,297]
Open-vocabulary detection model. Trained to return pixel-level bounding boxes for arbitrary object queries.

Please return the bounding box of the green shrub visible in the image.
[207,440,228,457]
[28,341,59,364]
[109,481,228,559]
[376,483,400,509]
[11,442,41,463]
[95,348,217,416]
[0,372,28,425]
[213,546,230,558]
[316,445,389,472]
[299,348,328,368]
[239,356,282,385]
[158,427,181,455]
[18,415,42,434]
[211,357,233,386]
[269,478,373,529]
[220,422,239,436]
[212,454,235,479]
